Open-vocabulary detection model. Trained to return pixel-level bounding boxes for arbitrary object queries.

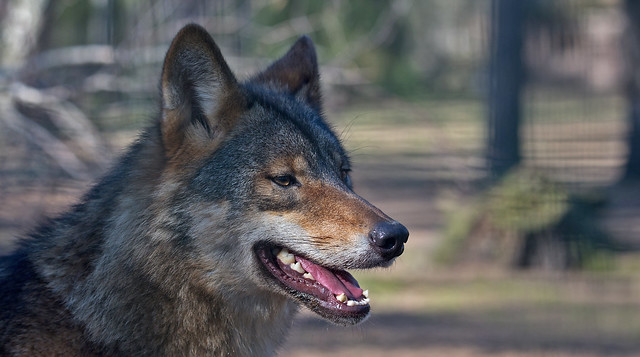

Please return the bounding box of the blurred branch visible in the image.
[10,82,111,168]
[27,45,115,72]
[0,0,48,66]
[330,0,414,67]
[0,95,93,181]
[259,16,316,45]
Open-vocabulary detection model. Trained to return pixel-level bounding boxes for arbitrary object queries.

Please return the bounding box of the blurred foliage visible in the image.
[250,0,487,97]
[5,0,621,100]
[436,167,618,270]
[486,168,569,233]
[9,0,493,99]
[435,204,477,267]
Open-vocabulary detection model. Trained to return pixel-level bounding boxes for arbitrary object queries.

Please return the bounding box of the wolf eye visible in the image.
[341,169,352,186]
[272,175,296,187]
[340,169,350,180]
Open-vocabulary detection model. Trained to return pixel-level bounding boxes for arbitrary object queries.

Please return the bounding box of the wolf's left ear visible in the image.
[160,24,244,158]
[252,36,322,111]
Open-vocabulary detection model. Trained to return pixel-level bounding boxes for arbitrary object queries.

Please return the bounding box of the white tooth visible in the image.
[336,293,347,303]
[362,289,369,298]
[277,249,295,264]
[303,272,315,280]
[346,300,356,307]
[290,262,306,274]
[363,298,370,304]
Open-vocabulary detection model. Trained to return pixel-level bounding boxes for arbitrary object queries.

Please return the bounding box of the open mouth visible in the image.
[255,244,370,324]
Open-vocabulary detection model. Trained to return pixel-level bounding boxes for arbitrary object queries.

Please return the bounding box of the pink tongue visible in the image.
[296,256,363,299]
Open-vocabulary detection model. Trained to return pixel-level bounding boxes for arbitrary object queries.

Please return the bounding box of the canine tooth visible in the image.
[277,249,295,264]
[303,272,315,280]
[363,298,370,304]
[362,289,369,298]
[335,293,347,303]
[290,262,306,274]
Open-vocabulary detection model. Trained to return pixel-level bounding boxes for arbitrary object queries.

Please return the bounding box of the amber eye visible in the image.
[340,169,351,181]
[272,175,296,187]
[340,169,349,180]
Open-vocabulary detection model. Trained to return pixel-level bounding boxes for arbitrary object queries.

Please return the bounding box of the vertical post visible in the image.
[623,0,640,180]
[487,0,525,178]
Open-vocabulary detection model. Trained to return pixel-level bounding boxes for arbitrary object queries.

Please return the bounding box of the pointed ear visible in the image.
[252,35,322,111]
[161,24,244,158]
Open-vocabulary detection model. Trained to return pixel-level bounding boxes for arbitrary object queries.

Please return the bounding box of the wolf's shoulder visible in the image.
[0,249,102,355]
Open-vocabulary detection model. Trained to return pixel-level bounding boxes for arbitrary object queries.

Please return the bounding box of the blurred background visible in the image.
[1,0,639,356]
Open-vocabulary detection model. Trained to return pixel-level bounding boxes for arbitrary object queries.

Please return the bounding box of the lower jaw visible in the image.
[255,244,370,325]
[299,292,370,325]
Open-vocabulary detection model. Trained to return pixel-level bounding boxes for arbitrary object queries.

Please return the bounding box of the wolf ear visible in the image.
[252,36,322,111]
[160,24,244,157]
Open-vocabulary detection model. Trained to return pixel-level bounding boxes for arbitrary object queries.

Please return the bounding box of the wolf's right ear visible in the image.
[160,24,244,158]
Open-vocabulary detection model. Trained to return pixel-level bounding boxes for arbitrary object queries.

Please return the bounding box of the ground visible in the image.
[281,271,640,356]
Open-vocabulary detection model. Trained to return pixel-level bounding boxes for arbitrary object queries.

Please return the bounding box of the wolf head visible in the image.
[157,24,408,325]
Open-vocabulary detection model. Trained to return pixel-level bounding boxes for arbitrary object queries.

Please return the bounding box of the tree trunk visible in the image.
[486,0,525,178]
[0,0,48,66]
[623,0,640,180]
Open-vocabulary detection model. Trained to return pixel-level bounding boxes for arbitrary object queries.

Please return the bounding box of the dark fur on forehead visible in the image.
[188,83,349,205]
[160,27,325,163]
[242,82,348,164]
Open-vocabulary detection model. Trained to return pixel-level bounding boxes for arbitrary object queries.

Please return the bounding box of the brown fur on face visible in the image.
[251,152,394,270]
[290,181,389,246]
[256,155,388,245]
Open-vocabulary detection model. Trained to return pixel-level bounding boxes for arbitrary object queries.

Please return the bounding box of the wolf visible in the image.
[0,24,408,356]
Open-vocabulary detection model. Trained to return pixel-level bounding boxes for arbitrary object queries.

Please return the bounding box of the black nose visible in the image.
[369,221,409,260]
